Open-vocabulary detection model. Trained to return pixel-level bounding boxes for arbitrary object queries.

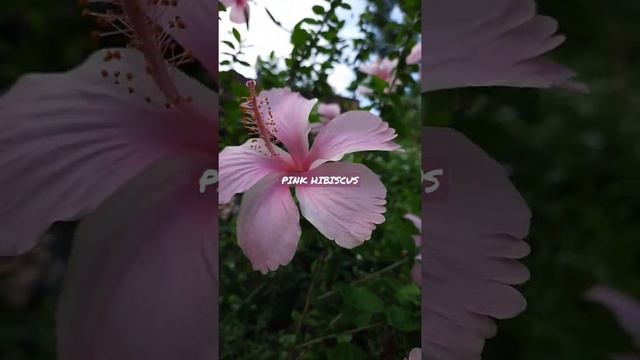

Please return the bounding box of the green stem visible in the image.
[293,322,383,349]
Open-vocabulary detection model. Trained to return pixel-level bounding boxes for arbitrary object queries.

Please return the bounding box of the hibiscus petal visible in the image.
[423,0,586,92]
[422,127,530,358]
[218,138,293,204]
[57,155,217,360]
[0,49,216,255]
[259,88,316,168]
[237,174,301,274]
[229,3,250,24]
[307,111,400,169]
[296,162,387,248]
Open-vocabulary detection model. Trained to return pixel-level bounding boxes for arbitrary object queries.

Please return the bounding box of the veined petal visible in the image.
[259,88,316,167]
[237,174,301,274]
[58,155,217,360]
[219,138,293,204]
[307,111,400,170]
[422,127,530,358]
[423,0,586,92]
[296,162,387,249]
[0,49,215,255]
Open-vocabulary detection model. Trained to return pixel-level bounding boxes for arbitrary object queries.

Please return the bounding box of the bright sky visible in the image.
[219,0,403,97]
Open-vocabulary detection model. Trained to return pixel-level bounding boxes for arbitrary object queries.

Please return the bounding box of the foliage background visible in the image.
[0,0,637,359]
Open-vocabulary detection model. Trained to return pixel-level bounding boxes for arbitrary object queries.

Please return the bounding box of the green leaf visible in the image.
[340,3,352,10]
[340,285,384,314]
[232,28,241,43]
[312,5,325,14]
[291,26,311,47]
[327,343,367,360]
[385,305,419,332]
[396,284,421,305]
[222,40,235,50]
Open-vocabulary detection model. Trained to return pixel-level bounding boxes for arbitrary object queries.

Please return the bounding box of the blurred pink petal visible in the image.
[423,0,586,92]
[406,43,422,65]
[58,156,217,360]
[404,213,422,233]
[422,127,531,358]
[0,48,215,255]
[406,348,422,360]
[221,0,250,24]
[218,138,293,203]
[260,88,317,167]
[307,111,400,169]
[220,88,399,272]
[359,58,398,83]
[296,162,387,249]
[318,102,341,123]
[237,174,301,274]
[585,286,640,349]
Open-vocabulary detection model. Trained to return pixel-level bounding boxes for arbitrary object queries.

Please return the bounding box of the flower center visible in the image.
[240,81,280,159]
[80,0,193,106]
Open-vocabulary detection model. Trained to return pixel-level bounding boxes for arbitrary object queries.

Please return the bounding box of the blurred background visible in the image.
[425,0,640,359]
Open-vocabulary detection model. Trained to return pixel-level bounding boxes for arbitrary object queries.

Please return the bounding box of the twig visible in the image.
[316,257,410,301]
[293,322,384,349]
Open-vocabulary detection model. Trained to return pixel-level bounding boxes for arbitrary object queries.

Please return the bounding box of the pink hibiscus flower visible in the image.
[221,0,250,25]
[404,213,421,286]
[359,57,398,84]
[424,0,587,92]
[422,127,531,359]
[219,82,400,273]
[586,286,640,359]
[1,0,218,358]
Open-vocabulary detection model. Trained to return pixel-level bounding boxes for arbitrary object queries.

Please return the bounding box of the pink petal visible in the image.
[422,127,531,358]
[404,213,422,232]
[407,348,422,360]
[0,49,215,255]
[317,102,341,122]
[260,88,316,168]
[306,111,400,169]
[229,3,250,24]
[585,286,640,345]
[218,139,293,204]
[57,155,217,360]
[237,174,301,273]
[423,0,586,92]
[296,162,387,248]
[411,261,421,287]
[406,43,422,65]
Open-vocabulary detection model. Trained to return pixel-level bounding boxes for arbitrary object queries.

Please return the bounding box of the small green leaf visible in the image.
[340,285,384,314]
[385,305,419,332]
[312,5,325,14]
[222,40,235,50]
[232,28,241,43]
